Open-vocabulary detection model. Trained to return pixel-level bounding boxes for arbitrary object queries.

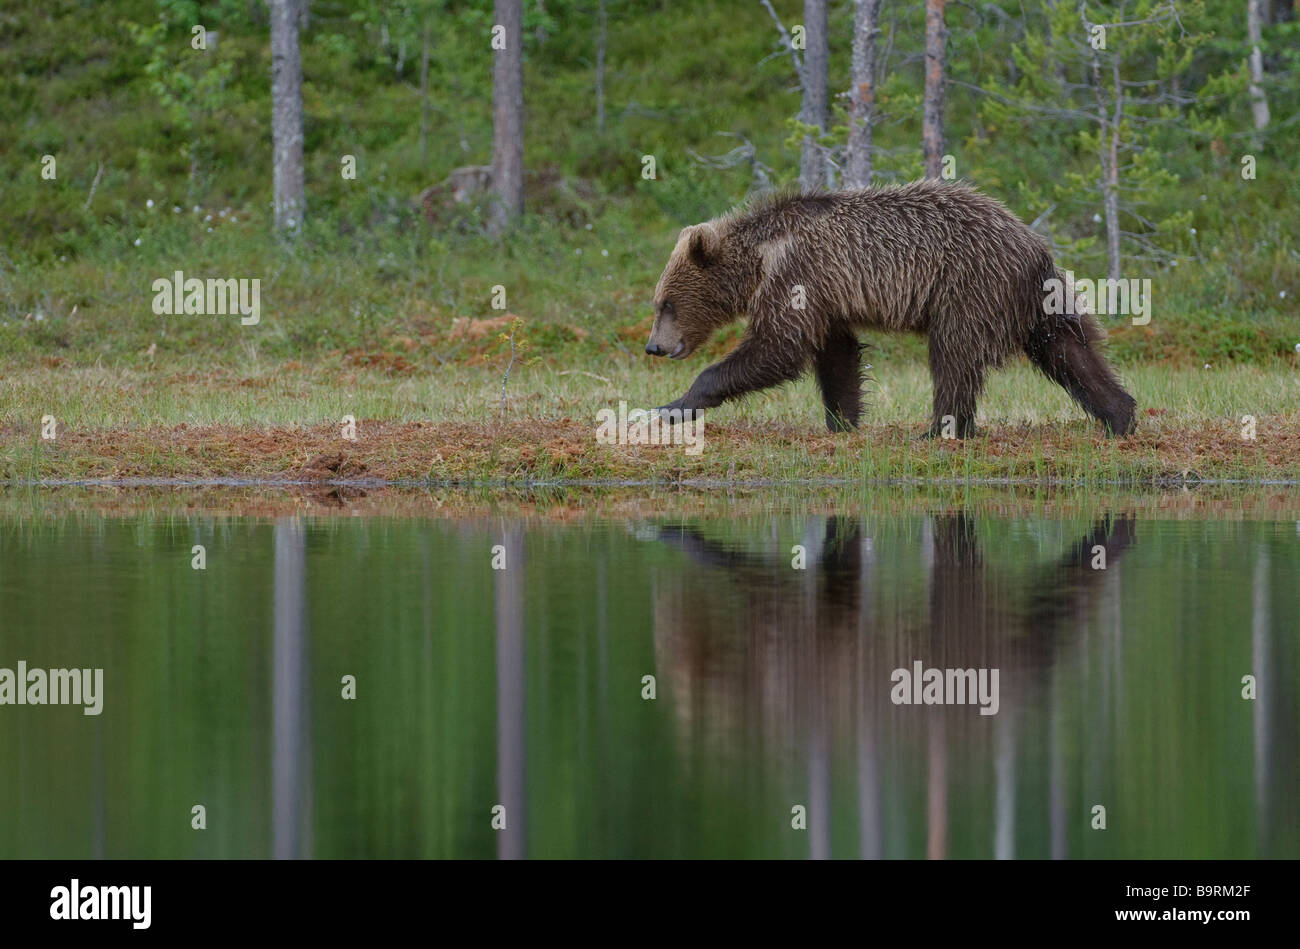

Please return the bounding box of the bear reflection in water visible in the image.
[649,512,1136,858]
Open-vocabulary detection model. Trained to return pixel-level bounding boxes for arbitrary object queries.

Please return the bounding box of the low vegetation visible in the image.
[1,1,1296,484]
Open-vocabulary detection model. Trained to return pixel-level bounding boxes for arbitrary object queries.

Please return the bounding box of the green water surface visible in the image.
[1,493,1296,859]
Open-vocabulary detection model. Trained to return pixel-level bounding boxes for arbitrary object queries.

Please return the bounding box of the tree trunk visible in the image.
[1106,58,1122,283]
[270,0,305,231]
[1090,33,1122,283]
[595,0,607,133]
[489,0,525,235]
[1045,0,1066,85]
[922,0,947,179]
[800,0,828,191]
[1247,0,1271,134]
[845,0,881,189]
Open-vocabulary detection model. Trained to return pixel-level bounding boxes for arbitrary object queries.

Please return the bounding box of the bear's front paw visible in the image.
[652,401,697,425]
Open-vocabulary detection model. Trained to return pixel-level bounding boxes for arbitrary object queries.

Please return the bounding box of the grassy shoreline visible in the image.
[2,358,1297,484]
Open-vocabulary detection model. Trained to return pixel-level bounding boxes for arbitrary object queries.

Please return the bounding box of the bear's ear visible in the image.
[686,224,722,268]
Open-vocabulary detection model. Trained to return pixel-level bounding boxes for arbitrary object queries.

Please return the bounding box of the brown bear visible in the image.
[644,179,1137,437]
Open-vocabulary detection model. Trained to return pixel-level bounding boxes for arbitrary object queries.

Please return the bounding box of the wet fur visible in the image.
[648,179,1137,436]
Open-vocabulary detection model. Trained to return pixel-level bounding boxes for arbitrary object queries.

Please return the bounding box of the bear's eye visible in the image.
[661,300,675,316]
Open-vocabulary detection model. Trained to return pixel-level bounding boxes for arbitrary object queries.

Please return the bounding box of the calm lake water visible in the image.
[1,489,1297,859]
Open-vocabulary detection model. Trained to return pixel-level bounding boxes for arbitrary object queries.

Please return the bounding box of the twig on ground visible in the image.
[557,369,612,383]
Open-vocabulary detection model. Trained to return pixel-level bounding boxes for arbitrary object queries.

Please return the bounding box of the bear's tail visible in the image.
[1023,262,1137,436]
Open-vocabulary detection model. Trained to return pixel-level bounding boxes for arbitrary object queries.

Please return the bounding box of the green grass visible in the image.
[3,208,1296,373]
[2,357,1296,484]
[3,358,1295,429]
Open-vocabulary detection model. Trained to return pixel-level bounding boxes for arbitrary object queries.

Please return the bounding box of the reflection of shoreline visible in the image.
[2,485,1297,524]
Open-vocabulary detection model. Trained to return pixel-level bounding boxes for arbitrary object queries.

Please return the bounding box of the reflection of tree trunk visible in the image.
[1049,661,1066,860]
[994,706,1015,859]
[273,517,311,859]
[926,720,947,859]
[1106,537,1125,731]
[806,519,830,859]
[1094,561,1123,849]
[422,534,434,673]
[857,532,882,859]
[1252,543,1270,853]
[922,516,947,859]
[920,516,935,574]
[420,534,435,853]
[495,529,526,859]
[596,558,611,846]
[809,704,831,859]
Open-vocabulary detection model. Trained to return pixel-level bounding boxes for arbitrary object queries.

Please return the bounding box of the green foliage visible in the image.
[0,0,1295,370]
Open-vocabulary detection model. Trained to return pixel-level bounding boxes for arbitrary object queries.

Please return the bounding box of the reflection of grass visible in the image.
[3,484,1299,524]
[2,360,1297,482]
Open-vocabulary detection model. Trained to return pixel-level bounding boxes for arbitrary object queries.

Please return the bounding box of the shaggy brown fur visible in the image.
[645,179,1137,436]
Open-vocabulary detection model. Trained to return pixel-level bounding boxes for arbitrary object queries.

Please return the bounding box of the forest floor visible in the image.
[2,359,1298,483]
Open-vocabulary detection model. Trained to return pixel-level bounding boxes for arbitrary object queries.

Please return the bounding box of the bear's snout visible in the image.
[645,313,685,359]
[646,340,688,358]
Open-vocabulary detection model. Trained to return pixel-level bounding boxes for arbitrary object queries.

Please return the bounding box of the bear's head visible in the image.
[645,222,737,360]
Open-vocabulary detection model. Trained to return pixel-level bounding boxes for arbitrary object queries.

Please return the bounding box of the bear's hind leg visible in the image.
[813,327,865,433]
